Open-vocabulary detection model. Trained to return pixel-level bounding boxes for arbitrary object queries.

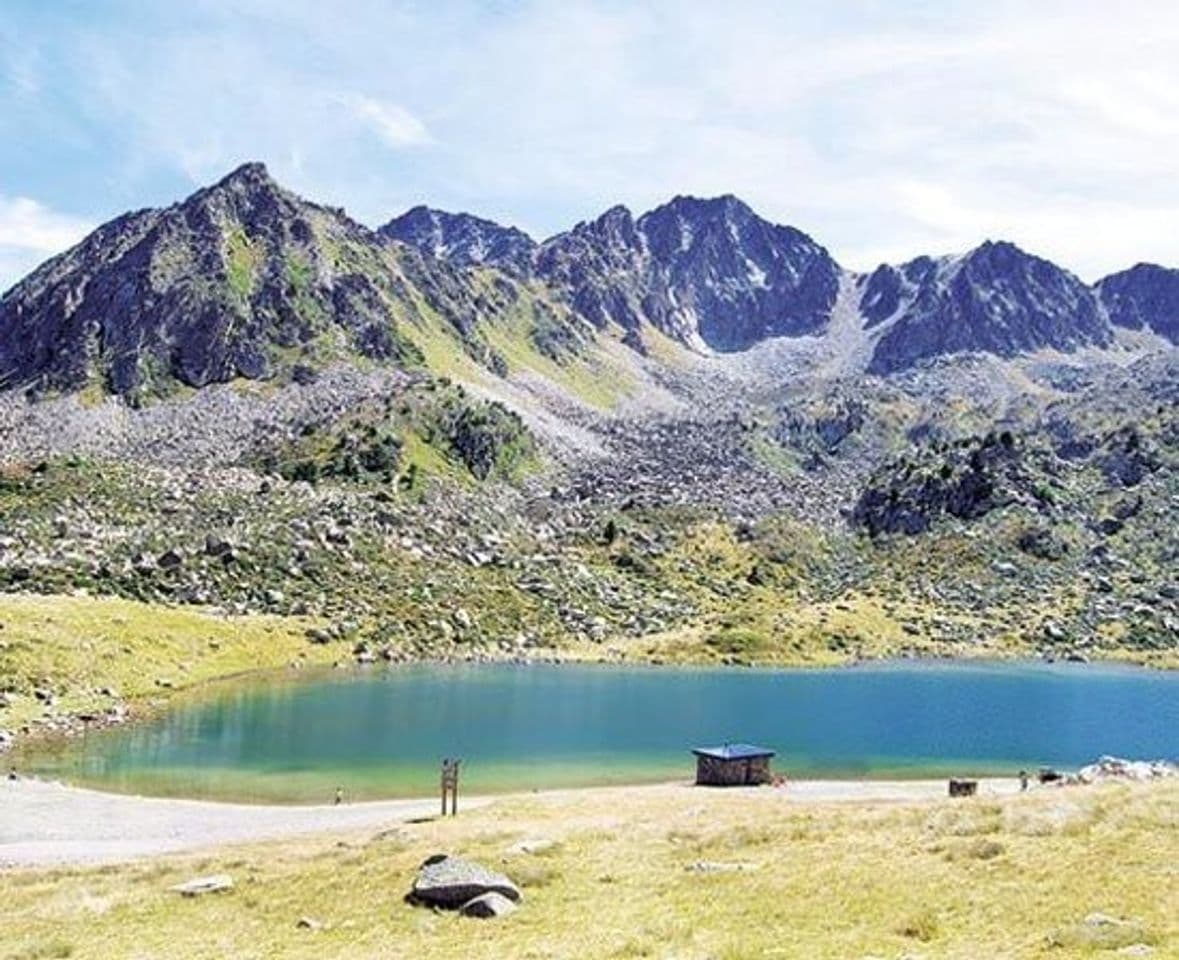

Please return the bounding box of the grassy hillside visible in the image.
[0,594,336,737]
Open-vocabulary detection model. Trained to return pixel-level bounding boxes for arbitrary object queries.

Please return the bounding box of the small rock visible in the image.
[171,874,233,897]
[507,837,556,856]
[459,891,518,919]
[686,860,758,874]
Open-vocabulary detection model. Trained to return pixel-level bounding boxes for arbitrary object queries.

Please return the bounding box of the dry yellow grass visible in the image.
[1,780,1175,959]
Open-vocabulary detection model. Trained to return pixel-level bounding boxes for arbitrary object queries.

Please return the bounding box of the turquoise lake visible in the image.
[24,661,1178,803]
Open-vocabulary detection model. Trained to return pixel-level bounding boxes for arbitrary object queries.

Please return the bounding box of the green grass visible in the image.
[225,229,261,302]
[0,593,334,735]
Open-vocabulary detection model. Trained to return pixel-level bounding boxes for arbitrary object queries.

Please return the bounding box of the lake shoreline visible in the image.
[10,655,1174,804]
[6,645,1170,762]
[0,774,1026,869]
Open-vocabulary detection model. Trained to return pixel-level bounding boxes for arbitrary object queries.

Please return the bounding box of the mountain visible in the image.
[0,164,1176,684]
[397,194,843,352]
[3,164,1176,404]
[0,164,575,399]
[862,241,1113,375]
[1097,263,1179,344]
[633,195,840,350]
[379,206,537,278]
[0,163,436,397]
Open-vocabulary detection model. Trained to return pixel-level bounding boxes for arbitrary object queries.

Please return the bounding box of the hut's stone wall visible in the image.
[695,754,772,786]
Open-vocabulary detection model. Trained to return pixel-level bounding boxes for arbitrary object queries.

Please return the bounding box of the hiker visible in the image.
[334,786,344,805]
[1019,769,1029,792]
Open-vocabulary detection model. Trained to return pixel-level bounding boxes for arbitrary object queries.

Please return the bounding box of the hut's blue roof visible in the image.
[692,743,775,760]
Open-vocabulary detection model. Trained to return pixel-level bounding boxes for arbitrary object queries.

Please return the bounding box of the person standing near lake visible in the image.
[334,786,344,805]
[1019,770,1029,792]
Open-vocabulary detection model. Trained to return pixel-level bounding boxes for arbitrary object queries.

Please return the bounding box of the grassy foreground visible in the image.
[2,781,1175,959]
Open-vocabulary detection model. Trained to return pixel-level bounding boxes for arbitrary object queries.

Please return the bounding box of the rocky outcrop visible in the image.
[851,431,1036,536]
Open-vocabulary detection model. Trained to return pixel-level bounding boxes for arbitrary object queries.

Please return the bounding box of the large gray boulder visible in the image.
[409,854,521,909]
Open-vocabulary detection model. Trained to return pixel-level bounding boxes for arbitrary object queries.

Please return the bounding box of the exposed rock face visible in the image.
[1097,263,1179,344]
[633,194,841,349]
[863,242,1113,374]
[851,431,1032,536]
[379,206,537,278]
[0,164,554,399]
[0,164,429,397]
[405,194,843,352]
[409,854,522,909]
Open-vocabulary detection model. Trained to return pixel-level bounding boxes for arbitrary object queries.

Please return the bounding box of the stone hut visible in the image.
[692,743,775,786]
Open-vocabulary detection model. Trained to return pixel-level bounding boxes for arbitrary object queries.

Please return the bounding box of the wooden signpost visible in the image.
[440,758,461,816]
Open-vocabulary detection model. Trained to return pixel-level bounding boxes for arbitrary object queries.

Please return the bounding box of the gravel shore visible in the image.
[0,776,1020,869]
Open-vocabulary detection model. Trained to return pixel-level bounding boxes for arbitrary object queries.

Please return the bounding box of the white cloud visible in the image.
[0,195,92,253]
[0,197,91,290]
[344,95,432,149]
[6,0,1179,280]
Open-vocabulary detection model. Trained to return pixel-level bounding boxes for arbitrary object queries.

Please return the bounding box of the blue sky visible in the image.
[3,0,1178,289]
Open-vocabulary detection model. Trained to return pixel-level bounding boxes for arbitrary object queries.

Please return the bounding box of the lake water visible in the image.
[22,661,1178,803]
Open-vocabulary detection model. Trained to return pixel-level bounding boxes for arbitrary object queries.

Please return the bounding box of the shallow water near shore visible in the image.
[21,660,1179,803]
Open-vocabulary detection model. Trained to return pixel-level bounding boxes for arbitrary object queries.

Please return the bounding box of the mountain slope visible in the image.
[3,165,1176,406]
[1097,263,1179,344]
[862,241,1113,375]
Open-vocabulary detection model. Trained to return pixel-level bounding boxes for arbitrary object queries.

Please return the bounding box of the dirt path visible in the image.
[0,775,1020,869]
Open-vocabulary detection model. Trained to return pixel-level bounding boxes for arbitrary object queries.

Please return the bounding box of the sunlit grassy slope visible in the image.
[1,780,1174,959]
[0,594,334,733]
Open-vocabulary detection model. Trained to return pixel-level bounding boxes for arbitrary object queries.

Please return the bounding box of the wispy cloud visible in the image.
[343,95,432,149]
[0,195,92,252]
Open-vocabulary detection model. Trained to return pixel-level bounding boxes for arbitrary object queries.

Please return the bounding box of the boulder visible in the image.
[459,891,518,919]
[171,874,234,897]
[409,854,521,909]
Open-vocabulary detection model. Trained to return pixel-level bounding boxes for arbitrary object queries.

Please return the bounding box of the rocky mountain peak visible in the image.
[379,206,537,277]
[864,240,1113,375]
[0,165,427,397]
[1096,262,1179,344]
